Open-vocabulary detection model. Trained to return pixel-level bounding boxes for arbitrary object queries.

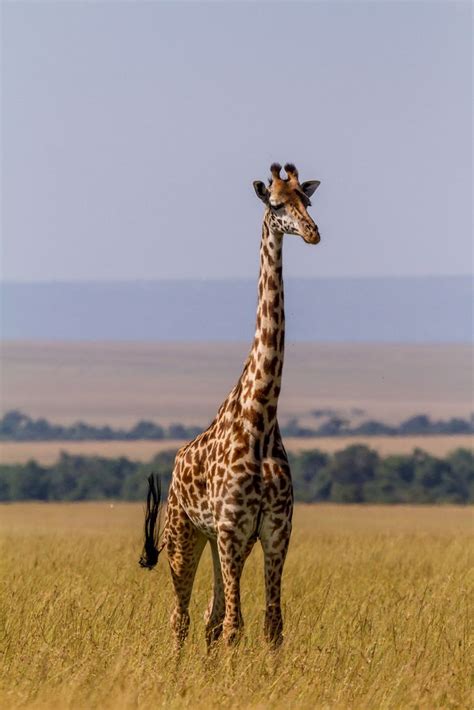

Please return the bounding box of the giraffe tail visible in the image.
[139,473,165,570]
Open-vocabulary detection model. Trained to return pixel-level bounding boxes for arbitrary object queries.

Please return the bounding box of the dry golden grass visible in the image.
[1,434,472,466]
[0,503,472,709]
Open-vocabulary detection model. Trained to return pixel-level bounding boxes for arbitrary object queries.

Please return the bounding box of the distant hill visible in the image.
[1,276,472,342]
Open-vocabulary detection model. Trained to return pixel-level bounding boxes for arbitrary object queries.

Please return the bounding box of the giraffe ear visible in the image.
[253,181,269,204]
[301,180,321,198]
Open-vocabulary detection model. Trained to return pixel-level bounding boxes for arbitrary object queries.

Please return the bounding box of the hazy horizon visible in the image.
[2,275,471,342]
[1,272,472,285]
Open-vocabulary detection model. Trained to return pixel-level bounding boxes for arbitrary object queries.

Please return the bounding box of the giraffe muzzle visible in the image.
[303,227,321,245]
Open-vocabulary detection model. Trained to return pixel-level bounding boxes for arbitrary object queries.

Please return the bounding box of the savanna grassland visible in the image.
[2,341,472,427]
[0,504,472,709]
[2,341,472,468]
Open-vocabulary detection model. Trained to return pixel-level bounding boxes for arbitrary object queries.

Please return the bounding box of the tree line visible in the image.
[0,411,202,442]
[1,410,473,442]
[0,446,472,504]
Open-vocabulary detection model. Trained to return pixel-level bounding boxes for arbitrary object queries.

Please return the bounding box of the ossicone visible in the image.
[269,163,282,183]
[284,163,299,181]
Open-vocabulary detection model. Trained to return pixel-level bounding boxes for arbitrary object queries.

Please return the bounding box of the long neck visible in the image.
[238,213,285,435]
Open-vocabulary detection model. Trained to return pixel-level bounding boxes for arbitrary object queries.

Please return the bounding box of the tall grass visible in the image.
[0,504,472,709]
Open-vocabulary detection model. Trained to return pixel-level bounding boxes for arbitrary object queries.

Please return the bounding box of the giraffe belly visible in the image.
[184,505,218,538]
[173,461,263,540]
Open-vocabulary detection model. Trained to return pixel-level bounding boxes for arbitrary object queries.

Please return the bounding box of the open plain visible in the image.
[2,341,472,427]
[2,341,472,466]
[0,503,472,709]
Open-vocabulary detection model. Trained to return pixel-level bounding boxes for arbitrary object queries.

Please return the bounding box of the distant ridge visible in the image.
[1,276,472,342]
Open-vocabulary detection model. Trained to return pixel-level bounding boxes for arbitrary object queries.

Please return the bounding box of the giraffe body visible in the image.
[140,163,321,649]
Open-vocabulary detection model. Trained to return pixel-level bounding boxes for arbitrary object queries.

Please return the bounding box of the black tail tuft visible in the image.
[139,474,163,570]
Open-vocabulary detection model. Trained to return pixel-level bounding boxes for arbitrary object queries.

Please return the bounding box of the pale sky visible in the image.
[2,1,472,282]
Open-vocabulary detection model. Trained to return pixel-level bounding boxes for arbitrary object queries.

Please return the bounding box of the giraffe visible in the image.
[140,163,321,650]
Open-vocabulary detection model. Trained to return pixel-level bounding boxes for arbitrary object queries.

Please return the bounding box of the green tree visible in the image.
[399,415,432,435]
[290,450,331,501]
[327,445,379,502]
[365,455,414,503]
[128,420,165,440]
[8,460,49,500]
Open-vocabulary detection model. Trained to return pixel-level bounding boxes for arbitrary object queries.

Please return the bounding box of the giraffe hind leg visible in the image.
[259,515,292,647]
[218,523,258,646]
[166,487,207,651]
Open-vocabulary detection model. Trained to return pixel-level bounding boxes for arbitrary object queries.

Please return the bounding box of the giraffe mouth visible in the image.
[303,232,321,245]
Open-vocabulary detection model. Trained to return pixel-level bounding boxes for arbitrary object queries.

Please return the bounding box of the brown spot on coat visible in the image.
[268,275,277,291]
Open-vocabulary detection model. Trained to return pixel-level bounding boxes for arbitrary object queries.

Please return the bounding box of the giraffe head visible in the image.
[253,163,321,244]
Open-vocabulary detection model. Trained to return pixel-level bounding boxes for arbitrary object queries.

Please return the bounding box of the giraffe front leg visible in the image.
[217,527,252,646]
[263,550,289,645]
[260,516,291,647]
[204,538,225,649]
[219,532,244,646]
